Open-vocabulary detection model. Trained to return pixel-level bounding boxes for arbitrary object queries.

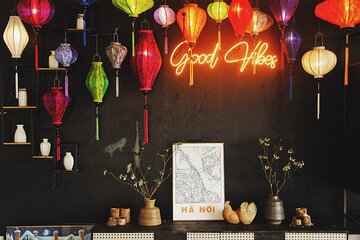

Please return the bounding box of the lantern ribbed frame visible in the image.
[3,16,29,59]
[154,4,176,27]
[228,0,253,37]
[266,0,299,28]
[112,0,154,18]
[55,43,78,68]
[17,0,55,29]
[302,46,337,78]
[85,61,109,103]
[43,87,70,126]
[207,0,229,23]
[246,8,274,36]
[283,20,302,63]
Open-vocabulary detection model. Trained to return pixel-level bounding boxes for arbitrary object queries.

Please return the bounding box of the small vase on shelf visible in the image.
[138,198,162,226]
[76,14,84,29]
[18,88,27,107]
[14,124,26,143]
[63,152,74,171]
[40,138,51,156]
[263,195,285,225]
[49,50,59,68]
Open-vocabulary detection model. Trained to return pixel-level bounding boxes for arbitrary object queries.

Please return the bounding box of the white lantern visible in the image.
[301,32,337,119]
[153,5,176,54]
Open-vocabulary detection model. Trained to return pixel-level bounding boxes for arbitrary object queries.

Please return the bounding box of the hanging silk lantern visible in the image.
[106,28,128,98]
[55,34,78,97]
[3,15,29,99]
[112,0,154,56]
[266,0,299,70]
[74,0,97,46]
[302,32,337,119]
[43,86,70,161]
[17,0,55,70]
[153,4,176,54]
[86,35,109,141]
[283,19,302,100]
[131,22,162,144]
[177,3,207,86]
[207,0,229,51]
[228,0,253,37]
[315,0,360,86]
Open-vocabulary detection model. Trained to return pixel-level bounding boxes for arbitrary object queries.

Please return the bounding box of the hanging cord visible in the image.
[93,33,101,62]
[83,6,88,46]
[113,27,119,42]
[53,71,60,87]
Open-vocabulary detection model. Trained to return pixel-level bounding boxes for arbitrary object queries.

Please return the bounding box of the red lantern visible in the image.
[228,0,253,37]
[43,87,70,161]
[177,3,207,86]
[17,0,55,70]
[315,0,360,86]
[131,24,162,144]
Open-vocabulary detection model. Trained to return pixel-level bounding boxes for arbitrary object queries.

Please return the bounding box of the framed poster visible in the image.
[172,143,225,221]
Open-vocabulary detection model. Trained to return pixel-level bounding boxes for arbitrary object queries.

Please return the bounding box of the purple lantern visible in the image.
[283,19,302,100]
[55,40,78,97]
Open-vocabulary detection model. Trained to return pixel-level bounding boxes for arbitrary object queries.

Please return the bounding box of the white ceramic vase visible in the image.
[40,138,51,156]
[49,50,59,68]
[14,124,26,143]
[76,14,84,29]
[63,152,74,171]
[18,88,27,107]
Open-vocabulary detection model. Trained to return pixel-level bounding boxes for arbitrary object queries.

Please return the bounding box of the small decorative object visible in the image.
[236,201,257,225]
[315,0,360,86]
[292,216,302,226]
[153,3,176,54]
[112,0,154,56]
[138,198,161,226]
[106,217,117,227]
[17,0,55,70]
[110,208,120,218]
[302,32,337,119]
[63,152,74,171]
[222,201,240,224]
[283,19,302,100]
[48,50,59,68]
[258,137,304,224]
[14,124,26,143]
[106,28,128,98]
[18,88,27,107]
[177,3,207,86]
[86,34,109,141]
[55,34,78,97]
[118,217,126,225]
[74,0,98,46]
[131,21,162,144]
[120,208,130,223]
[3,15,29,99]
[43,86,70,161]
[40,138,51,156]
[291,207,314,227]
[207,0,229,51]
[76,14,84,30]
[228,0,253,38]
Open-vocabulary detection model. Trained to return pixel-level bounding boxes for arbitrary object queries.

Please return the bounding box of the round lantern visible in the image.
[17,0,55,70]
[177,3,207,86]
[302,32,337,119]
[112,0,154,56]
[228,0,253,38]
[315,0,360,86]
[3,15,29,99]
[131,21,162,144]
[106,28,128,98]
[74,0,98,46]
[207,0,229,50]
[43,86,70,161]
[154,4,176,54]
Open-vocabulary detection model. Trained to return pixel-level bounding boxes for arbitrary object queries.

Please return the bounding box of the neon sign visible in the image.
[170,41,277,75]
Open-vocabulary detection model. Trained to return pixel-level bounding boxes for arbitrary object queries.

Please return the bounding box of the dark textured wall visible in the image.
[0,0,349,226]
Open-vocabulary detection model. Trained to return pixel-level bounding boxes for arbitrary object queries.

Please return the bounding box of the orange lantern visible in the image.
[315,0,360,86]
[177,3,207,86]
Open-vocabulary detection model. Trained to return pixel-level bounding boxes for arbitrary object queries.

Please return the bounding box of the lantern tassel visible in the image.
[65,70,69,97]
[116,70,119,98]
[317,81,320,120]
[56,127,61,161]
[164,27,169,55]
[15,65,19,99]
[253,37,257,75]
[144,93,149,144]
[34,29,39,71]
[344,31,349,86]
[289,64,293,100]
[218,23,222,51]
[131,19,136,57]
[190,48,194,86]
[280,28,285,71]
[83,7,87,46]
[96,104,99,141]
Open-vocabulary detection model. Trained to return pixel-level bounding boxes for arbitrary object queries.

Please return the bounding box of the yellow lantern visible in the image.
[301,32,337,119]
[207,0,229,50]
[3,15,29,99]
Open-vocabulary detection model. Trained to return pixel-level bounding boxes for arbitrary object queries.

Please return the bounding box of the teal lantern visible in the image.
[85,34,109,141]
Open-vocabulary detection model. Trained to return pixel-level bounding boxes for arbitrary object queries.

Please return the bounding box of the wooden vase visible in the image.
[138,198,162,226]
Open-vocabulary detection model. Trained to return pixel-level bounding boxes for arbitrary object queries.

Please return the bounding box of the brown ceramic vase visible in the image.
[263,195,285,225]
[138,199,162,226]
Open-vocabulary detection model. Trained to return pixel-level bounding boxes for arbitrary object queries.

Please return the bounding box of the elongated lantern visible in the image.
[315,0,360,86]
[131,28,162,144]
[154,4,176,54]
[177,3,207,86]
[3,15,29,99]
[283,20,302,100]
[106,28,128,98]
[112,0,154,56]
[207,0,229,50]
[55,41,78,97]
[43,87,70,161]
[17,0,55,70]
[266,0,299,69]
[302,32,337,119]
[74,0,97,46]
[228,0,253,37]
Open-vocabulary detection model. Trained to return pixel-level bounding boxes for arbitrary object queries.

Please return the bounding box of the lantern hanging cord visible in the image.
[54,71,60,87]
[93,33,101,61]
[315,32,323,47]
[113,27,119,42]
[141,18,150,30]
[64,32,67,43]
[12,0,18,15]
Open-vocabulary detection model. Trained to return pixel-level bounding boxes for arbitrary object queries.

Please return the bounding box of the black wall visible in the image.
[0,0,349,225]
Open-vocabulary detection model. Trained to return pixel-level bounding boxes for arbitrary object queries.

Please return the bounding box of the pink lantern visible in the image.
[154,4,176,54]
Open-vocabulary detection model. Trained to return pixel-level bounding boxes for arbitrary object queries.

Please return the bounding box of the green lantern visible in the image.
[86,35,109,141]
